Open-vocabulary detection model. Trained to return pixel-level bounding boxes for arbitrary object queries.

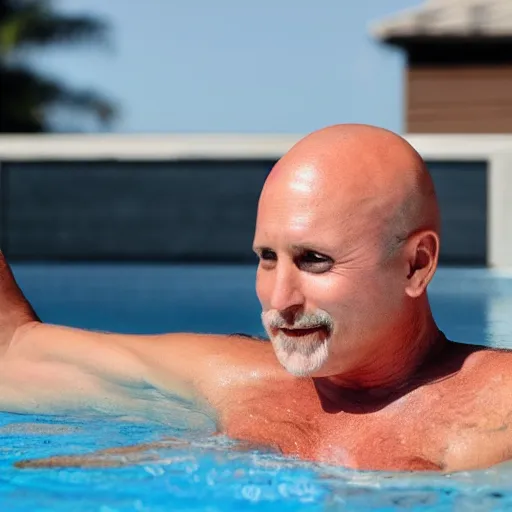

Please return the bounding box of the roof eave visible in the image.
[374,31,512,47]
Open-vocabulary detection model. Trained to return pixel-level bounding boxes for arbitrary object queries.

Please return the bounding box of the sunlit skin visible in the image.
[255,125,447,391]
[1,124,512,472]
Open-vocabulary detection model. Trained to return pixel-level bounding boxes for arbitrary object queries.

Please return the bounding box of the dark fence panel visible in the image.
[427,161,487,265]
[0,159,487,264]
[2,160,274,261]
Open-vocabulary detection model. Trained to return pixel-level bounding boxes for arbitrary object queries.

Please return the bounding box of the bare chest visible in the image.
[219,380,502,471]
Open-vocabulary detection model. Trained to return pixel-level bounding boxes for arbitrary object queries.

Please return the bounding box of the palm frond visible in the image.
[0,0,109,55]
[0,64,117,132]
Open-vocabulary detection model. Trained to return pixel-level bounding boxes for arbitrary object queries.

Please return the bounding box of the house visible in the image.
[372,0,512,267]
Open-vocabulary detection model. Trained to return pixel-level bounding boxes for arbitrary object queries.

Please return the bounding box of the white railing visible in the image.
[0,133,511,161]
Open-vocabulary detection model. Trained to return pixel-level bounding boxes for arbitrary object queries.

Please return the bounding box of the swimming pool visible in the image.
[2,264,512,511]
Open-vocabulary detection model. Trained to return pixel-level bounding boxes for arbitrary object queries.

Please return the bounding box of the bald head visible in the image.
[255,124,441,380]
[260,124,440,258]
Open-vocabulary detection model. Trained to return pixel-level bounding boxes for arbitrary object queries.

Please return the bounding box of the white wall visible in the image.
[489,154,512,268]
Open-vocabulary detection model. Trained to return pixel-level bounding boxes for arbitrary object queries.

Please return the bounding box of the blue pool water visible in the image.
[1,264,512,511]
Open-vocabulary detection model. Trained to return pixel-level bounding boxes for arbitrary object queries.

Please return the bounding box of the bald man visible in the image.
[0,124,511,472]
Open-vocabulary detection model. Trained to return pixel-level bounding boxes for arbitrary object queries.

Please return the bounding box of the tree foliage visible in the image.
[0,0,117,132]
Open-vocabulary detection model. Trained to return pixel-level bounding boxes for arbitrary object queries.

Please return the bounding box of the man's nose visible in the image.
[270,266,305,314]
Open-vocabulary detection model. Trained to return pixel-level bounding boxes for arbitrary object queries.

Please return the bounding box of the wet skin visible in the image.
[1,124,512,472]
[10,336,512,472]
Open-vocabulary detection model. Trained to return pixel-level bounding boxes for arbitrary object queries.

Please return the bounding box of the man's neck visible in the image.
[315,308,446,401]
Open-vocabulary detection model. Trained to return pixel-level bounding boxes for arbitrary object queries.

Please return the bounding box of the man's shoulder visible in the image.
[178,333,304,416]
[166,332,290,387]
[417,342,512,408]
[426,343,512,470]
[447,342,512,384]
[442,343,512,410]
[466,344,512,373]
[448,345,512,470]
[153,331,276,369]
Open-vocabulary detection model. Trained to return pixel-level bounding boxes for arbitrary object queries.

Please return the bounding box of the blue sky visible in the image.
[32,0,422,134]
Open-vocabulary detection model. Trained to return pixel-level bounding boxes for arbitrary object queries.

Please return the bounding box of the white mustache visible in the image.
[262,310,334,331]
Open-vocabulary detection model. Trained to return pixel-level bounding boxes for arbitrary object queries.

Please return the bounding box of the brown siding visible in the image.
[407,65,512,133]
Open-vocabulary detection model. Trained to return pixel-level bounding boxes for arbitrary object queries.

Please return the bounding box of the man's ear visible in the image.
[404,230,440,298]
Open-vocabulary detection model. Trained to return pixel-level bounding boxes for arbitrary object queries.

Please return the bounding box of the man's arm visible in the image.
[0,252,235,425]
[1,323,207,419]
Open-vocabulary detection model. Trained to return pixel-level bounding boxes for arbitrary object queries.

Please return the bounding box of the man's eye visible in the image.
[260,249,276,261]
[302,251,326,263]
[297,251,333,272]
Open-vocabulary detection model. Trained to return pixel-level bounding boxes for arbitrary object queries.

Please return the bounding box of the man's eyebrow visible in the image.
[253,244,334,254]
[289,244,331,254]
[252,245,269,253]
[252,243,338,257]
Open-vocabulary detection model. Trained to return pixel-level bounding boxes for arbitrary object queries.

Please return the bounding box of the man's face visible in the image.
[253,166,407,378]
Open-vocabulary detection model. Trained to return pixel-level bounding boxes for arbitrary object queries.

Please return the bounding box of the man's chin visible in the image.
[276,350,328,378]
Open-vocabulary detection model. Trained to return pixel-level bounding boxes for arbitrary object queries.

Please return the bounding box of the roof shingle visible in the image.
[372,0,512,40]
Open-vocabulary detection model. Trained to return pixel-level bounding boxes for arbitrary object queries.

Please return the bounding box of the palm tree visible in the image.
[0,0,117,132]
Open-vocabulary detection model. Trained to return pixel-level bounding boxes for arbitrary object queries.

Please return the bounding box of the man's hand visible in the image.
[0,251,39,352]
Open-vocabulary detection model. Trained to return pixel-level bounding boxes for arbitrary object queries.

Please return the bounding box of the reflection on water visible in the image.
[486,296,512,348]
[12,263,263,336]
[429,268,512,349]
